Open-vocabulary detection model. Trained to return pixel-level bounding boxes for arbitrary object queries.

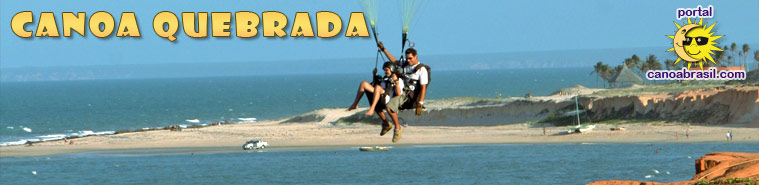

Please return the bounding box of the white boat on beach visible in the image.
[567,95,595,134]
[568,124,596,134]
[359,146,390,152]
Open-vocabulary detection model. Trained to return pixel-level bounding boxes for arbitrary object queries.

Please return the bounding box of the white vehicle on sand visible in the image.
[242,139,268,150]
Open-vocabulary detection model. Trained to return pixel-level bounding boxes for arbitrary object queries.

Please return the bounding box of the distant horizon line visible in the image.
[0,46,682,69]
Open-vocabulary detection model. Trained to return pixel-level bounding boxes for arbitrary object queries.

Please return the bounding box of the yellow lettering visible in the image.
[262,11,287,38]
[36,12,59,37]
[89,11,115,38]
[153,11,179,42]
[235,11,259,38]
[316,11,341,38]
[290,12,314,37]
[116,12,140,37]
[182,12,208,38]
[11,11,33,38]
[211,12,232,37]
[345,12,369,37]
[62,12,85,37]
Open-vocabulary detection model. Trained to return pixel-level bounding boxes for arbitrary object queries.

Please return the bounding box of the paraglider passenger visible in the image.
[347,62,405,137]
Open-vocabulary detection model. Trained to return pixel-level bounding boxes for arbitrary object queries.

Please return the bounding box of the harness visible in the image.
[381,76,398,97]
[399,62,430,110]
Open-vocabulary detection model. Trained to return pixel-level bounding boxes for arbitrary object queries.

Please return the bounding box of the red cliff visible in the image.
[588,152,759,185]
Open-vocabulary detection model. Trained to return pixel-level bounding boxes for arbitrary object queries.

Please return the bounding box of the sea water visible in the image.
[1,143,757,184]
[0,68,598,144]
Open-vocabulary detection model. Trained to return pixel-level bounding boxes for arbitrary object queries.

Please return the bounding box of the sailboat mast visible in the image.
[575,95,580,126]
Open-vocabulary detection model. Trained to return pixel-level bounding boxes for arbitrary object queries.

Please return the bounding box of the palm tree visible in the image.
[600,64,612,87]
[624,57,634,68]
[644,55,662,84]
[632,54,642,73]
[590,61,605,88]
[631,55,641,64]
[639,55,652,75]
[614,65,624,74]
[713,46,726,66]
[730,42,737,66]
[723,45,730,65]
[664,59,674,70]
[754,50,759,71]
[591,62,614,88]
[742,44,750,68]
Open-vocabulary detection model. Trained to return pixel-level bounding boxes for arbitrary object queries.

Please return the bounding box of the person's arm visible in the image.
[418,84,427,104]
[377,41,397,63]
[417,68,429,105]
[393,74,402,96]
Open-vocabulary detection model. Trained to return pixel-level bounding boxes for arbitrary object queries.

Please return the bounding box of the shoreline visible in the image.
[7,141,758,158]
[2,121,757,157]
[3,84,757,158]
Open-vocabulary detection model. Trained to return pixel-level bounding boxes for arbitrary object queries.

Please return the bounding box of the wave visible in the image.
[0,118,249,147]
[0,130,116,147]
[236,117,257,122]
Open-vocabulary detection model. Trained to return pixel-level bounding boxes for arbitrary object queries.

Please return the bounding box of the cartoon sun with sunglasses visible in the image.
[667,18,724,70]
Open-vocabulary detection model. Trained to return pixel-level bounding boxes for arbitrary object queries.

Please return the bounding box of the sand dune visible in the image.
[2,85,757,157]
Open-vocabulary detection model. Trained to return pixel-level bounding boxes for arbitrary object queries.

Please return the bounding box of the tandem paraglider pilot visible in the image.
[348,0,430,143]
[346,39,430,143]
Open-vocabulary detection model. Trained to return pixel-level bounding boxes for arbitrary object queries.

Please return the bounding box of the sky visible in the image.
[1,0,758,69]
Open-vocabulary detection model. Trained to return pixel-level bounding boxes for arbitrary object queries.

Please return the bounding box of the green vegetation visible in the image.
[695,177,756,185]
[524,120,539,125]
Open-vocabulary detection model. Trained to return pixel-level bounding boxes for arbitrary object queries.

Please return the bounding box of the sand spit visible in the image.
[2,85,758,157]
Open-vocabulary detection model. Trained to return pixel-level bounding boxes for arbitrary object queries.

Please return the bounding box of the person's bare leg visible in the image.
[348,81,374,111]
[387,107,403,143]
[386,108,400,129]
[376,109,388,125]
[366,85,384,116]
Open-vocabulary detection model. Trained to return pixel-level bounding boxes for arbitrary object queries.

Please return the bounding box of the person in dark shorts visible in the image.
[347,62,404,137]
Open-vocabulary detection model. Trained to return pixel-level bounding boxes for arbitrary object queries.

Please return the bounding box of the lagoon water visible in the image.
[1,69,757,184]
[2,143,758,184]
[1,68,598,144]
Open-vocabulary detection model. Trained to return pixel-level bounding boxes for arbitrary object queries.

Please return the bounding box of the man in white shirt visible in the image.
[377,41,429,143]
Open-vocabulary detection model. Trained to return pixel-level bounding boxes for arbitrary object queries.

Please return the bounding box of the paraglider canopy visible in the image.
[399,0,426,34]
[398,0,426,63]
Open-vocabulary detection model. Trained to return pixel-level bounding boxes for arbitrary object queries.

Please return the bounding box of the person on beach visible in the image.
[347,62,405,138]
[375,41,430,143]
[686,128,690,138]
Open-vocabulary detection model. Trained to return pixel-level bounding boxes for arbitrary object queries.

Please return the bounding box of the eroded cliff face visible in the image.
[333,86,758,126]
[339,99,572,126]
[585,86,759,124]
[588,152,759,185]
[693,152,759,181]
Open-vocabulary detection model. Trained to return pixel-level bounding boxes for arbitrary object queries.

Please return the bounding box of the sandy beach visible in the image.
[2,107,757,157]
[2,85,757,157]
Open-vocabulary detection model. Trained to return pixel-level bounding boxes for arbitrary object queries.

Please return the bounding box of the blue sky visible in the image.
[1,0,758,68]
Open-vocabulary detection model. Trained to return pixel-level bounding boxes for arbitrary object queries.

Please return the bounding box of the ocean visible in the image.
[0,67,599,145]
[1,143,758,184]
[2,68,758,184]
